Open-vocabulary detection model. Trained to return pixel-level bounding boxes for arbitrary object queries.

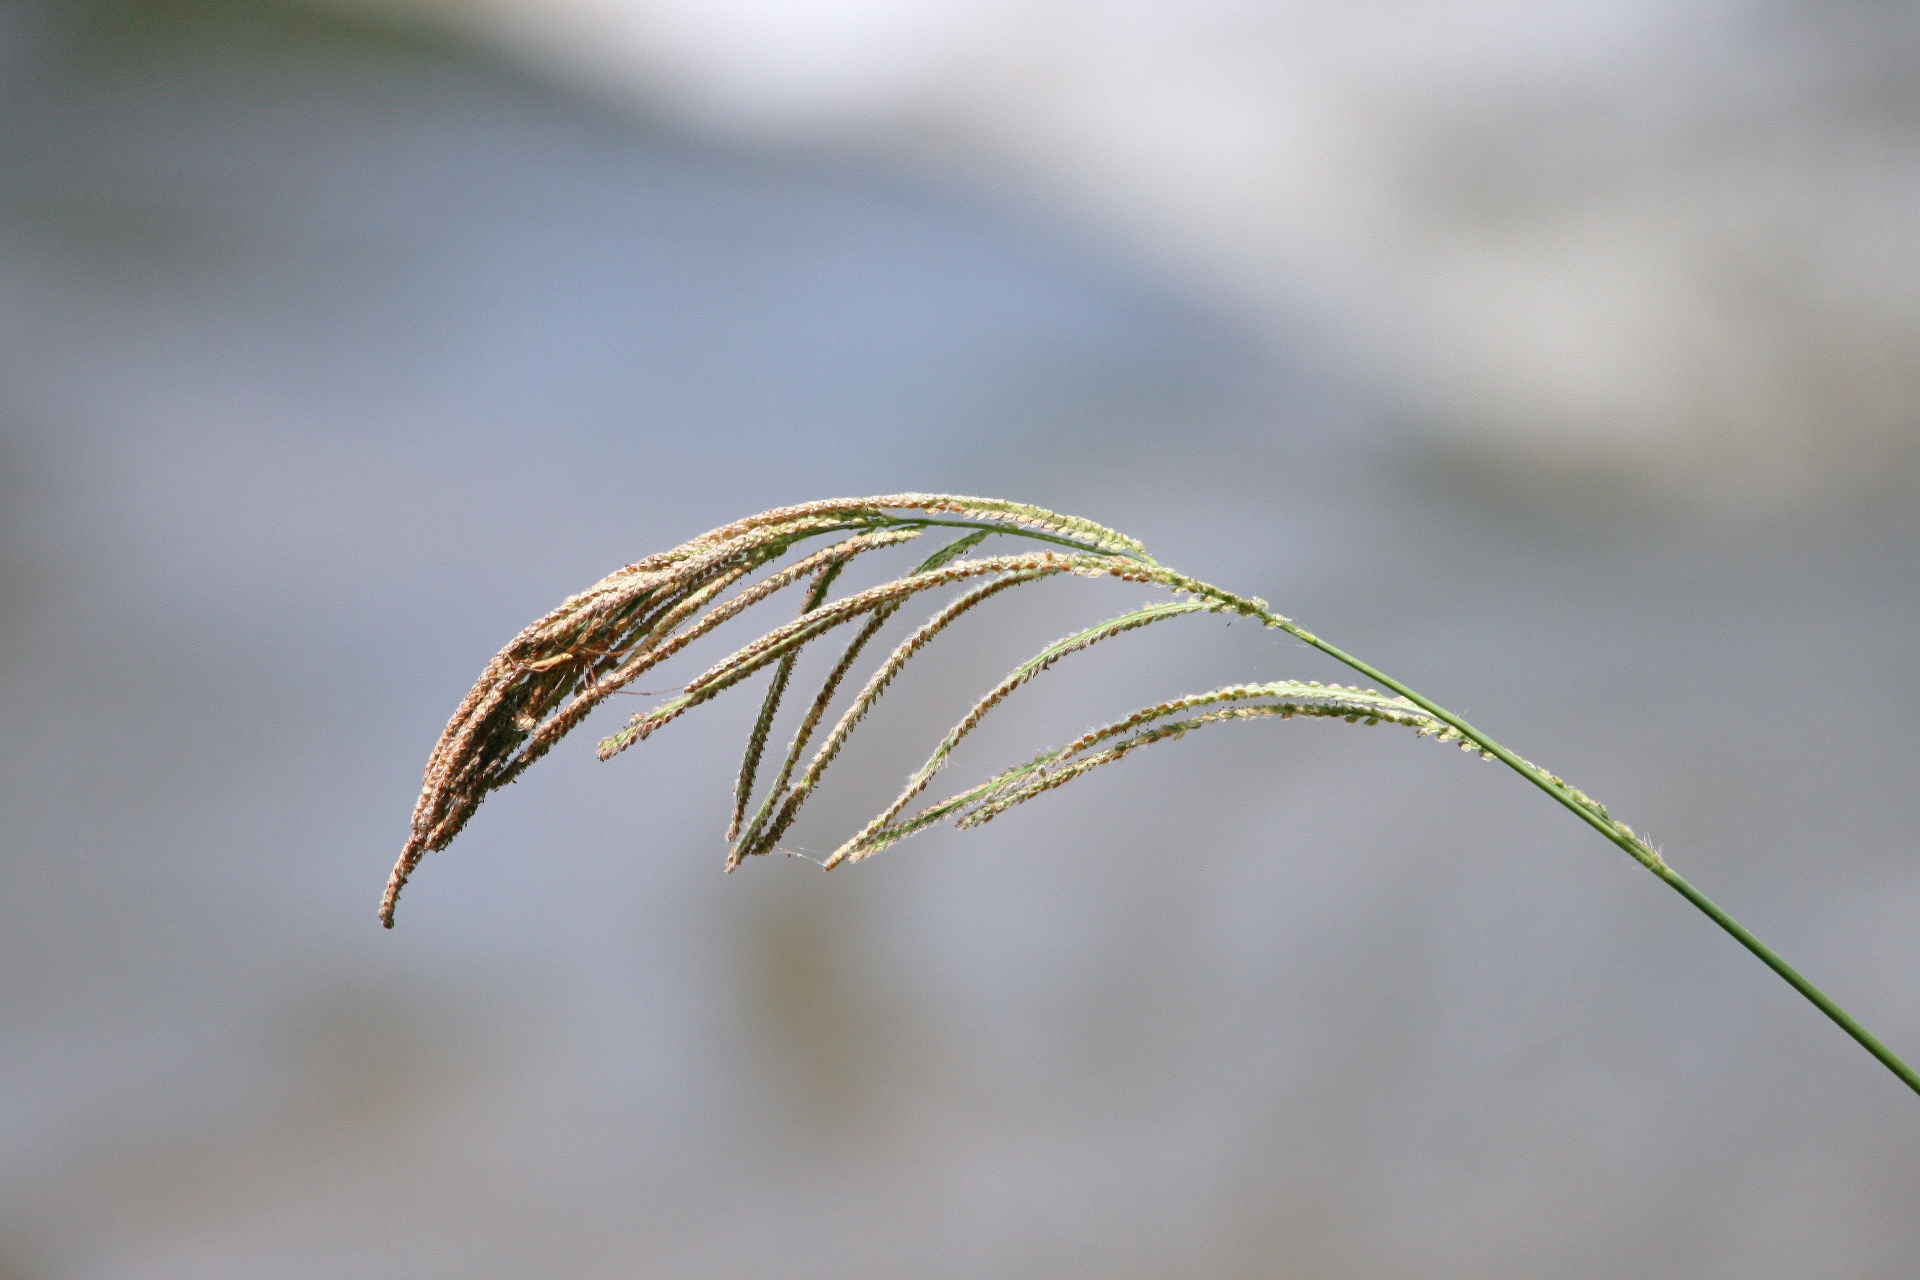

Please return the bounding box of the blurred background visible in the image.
[2,0,1918,1275]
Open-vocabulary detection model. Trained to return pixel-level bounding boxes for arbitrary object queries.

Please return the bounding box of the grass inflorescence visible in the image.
[384,494,1920,1099]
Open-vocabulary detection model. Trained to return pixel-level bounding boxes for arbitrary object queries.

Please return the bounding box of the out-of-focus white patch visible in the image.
[339,0,1920,505]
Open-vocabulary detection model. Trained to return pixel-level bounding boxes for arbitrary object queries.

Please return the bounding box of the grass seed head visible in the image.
[383,497,1499,925]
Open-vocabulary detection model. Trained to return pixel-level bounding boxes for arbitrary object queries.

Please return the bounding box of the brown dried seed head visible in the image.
[384,497,1262,926]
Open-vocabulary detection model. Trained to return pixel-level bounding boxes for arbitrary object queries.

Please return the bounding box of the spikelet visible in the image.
[413,528,918,842]
[824,682,1459,862]
[828,600,1217,864]
[691,494,1151,560]
[596,550,1113,757]
[726,530,992,865]
[727,562,843,843]
[387,515,934,925]
[728,610,892,863]
[730,566,1063,865]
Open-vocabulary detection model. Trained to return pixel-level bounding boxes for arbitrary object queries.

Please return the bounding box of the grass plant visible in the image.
[385,494,1919,1097]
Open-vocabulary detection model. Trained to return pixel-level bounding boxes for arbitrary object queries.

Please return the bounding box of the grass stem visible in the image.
[1249,607,1920,1098]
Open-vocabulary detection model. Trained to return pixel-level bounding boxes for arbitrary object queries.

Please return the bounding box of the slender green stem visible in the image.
[1258,611,1920,1097]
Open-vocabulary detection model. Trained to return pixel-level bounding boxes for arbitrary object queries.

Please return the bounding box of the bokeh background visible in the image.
[3,1,1919,1275]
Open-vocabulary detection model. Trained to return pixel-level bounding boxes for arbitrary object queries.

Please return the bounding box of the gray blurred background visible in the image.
[2,1,1918,1275]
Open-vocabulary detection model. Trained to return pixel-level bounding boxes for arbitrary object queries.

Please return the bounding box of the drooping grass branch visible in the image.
[384,494,1920,1098]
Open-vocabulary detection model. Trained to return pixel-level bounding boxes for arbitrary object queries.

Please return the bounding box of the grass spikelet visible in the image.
[598,550,1102,758]
[728,563,845,842]
[691,493,1151,560]
[833,681,1448,862]
[379,495,1920,1105]
[727,529,993,864]
[954,688,1455,829]
[834,600,1217,861]
[731,566,1063,865]
[728,608,893,867]
[413,528,919,850]
[387,519,927,925]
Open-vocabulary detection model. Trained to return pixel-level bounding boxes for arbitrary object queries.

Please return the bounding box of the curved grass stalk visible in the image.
[1252,621,1920,1097]
[383,495,1920,1101]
